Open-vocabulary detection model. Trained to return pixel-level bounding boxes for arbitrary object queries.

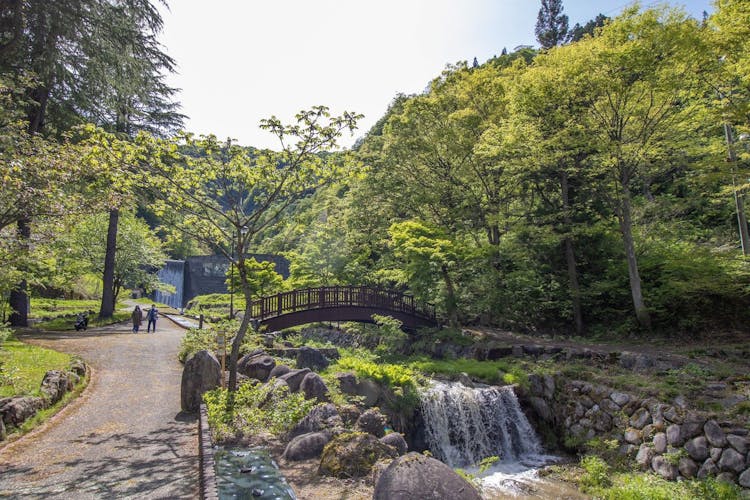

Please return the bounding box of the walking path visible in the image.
[0,318,198,499]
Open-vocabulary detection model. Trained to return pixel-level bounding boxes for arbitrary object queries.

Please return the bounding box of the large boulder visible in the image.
[374,452,481,500]
[697,458,719,479]
[268,364,291,379]
[685,436,709,462]
[356,378,382,407]
[652,433,667,454]
[678,457,698,478]
[0,396,46,427]
[704,420,727,448]
[635,444,654,470]
[727,434,748,455]
[180,350,221,412]
[237,354,276,382]
[335,372,358,394]
[739,469,750,488]
[680,415,706,442]
[40,370,71,405]
[296,346,330,371]
[69,359,86,377]
[528,397,552,422]
[300,372,329,401]
[279,368,312,392]
[288,403,341,439]
[319,432,398,478]
[624,428,642,445]
[630,408,651,429]
[651,455,678,480]
[283,431,332,461]
[718,448,746,474]
[666,424,683,446]
[380,432,408,455]
[356,408,387,438]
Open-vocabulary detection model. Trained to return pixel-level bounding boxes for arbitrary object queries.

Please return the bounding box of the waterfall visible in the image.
[154,260,185,309]
[419,381,544,468]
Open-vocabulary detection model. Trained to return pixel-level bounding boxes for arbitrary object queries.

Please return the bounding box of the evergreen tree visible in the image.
[535,0,569,49]
[0,0,182,323]
[569,14,608,42]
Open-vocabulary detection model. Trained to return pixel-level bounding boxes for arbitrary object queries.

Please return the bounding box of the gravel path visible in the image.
[0,318,198,499]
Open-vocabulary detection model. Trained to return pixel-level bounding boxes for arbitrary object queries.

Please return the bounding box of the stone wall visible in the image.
[522,374,750,488]
[0,360,87,442]
[182,254,290,308]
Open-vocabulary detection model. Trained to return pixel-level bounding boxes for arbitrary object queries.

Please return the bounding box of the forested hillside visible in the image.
[258,3,750,336]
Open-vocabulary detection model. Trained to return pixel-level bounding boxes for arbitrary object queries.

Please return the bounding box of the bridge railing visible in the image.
[249,285,435,322]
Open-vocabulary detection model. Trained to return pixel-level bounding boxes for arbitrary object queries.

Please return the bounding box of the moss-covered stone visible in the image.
[318,431,397,478]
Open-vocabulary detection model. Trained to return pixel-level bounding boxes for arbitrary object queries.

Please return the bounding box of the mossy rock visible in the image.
[318,431,397,478]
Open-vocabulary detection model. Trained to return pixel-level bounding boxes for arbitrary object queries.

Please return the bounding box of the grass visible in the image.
[29,298,102,320]
[407,356,529,386]
[30,296,172,330]
[184,293,244,319]
[0,334,73,397]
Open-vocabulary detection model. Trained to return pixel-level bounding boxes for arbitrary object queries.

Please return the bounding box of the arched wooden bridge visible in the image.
[250,285,437,331]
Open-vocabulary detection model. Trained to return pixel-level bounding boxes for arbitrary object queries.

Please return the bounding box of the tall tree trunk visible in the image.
[617,189,651,330]
[228,254,252,392]
[725,124,750,255]
[560,170,584,336]
[9,84,50,326]
[99,208,119,319]
[8,218,31,326]
[441,264,459,327]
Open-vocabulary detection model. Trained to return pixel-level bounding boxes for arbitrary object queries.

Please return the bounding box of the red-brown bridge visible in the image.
[250,285,437,331]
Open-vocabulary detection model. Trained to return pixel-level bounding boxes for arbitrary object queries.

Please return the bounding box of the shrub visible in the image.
[579,455,611,491]
[178,320,260,363]
[332,355,421,389]
[203,382,317,441]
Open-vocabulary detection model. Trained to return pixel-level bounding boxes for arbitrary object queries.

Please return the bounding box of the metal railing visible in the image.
[249,285,435,322]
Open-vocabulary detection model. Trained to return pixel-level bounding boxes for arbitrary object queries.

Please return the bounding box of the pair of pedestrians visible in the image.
[131,304,158,333]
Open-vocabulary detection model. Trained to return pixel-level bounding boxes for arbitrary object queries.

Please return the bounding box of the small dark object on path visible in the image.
[240,466,254,473]
[74,312,88,331]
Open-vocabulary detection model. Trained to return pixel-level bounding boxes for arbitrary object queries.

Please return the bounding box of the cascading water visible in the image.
[419,381,543,468]
[154,260,185,309]
[419,381,585,499]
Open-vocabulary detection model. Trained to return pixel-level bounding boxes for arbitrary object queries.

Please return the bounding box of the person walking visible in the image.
[131,305,143,333]
[146,304,159,333]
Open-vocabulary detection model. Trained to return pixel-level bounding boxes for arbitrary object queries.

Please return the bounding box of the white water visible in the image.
[420,381,577,499]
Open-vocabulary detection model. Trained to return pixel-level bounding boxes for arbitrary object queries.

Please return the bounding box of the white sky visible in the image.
[157,0,714,150]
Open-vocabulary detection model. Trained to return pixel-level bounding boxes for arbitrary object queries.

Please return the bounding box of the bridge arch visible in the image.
[250,286,437,331]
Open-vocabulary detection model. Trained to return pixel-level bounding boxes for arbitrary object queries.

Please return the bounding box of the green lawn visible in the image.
[0,334,73,397]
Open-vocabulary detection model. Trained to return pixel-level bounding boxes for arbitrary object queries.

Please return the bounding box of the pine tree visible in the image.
[0,0,182,323]
[569,14,608,42]
[535,0,569,49]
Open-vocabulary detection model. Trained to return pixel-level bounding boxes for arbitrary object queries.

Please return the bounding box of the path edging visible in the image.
[199,403,218,499]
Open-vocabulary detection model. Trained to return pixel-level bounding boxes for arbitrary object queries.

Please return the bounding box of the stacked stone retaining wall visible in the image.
[522,374,750,488]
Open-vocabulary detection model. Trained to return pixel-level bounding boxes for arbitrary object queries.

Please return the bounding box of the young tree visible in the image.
[535,0,570,49]
[388,220,462,326]
[146,106,360,391]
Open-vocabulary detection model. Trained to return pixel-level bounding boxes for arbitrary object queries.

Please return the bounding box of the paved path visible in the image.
[0,318,198,499]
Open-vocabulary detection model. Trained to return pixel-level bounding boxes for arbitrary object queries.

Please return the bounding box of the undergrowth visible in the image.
[203,382,316,441]
[577,455,743,500]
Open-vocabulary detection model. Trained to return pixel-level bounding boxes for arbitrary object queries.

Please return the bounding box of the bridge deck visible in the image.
[250,286,436,331]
